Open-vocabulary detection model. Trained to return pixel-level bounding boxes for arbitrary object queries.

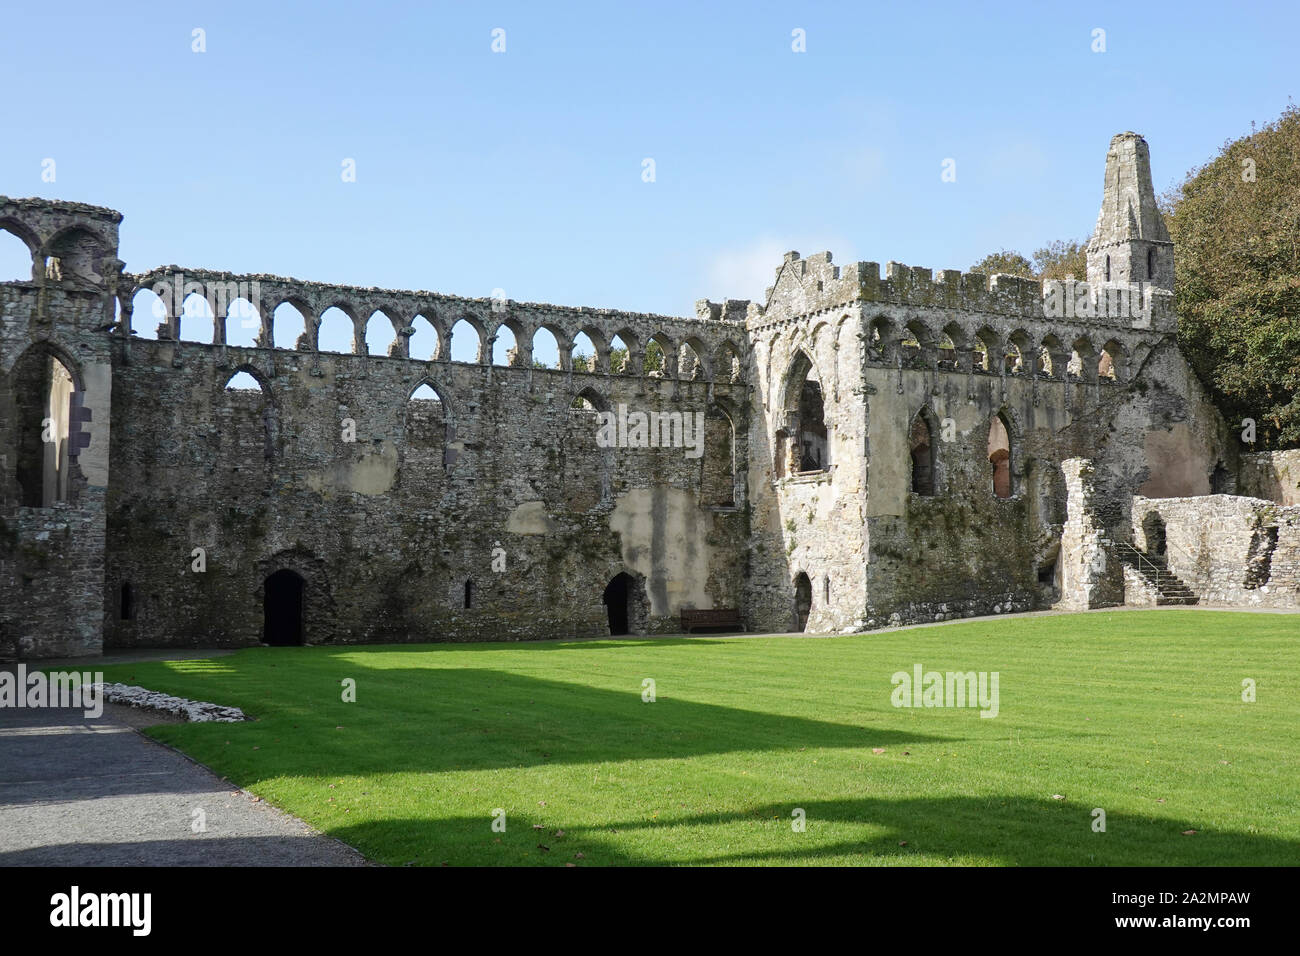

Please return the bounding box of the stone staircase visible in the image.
[1116,541,1199,605]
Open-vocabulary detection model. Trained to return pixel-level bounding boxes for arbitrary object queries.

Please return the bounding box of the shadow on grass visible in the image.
[327,795,1300,867]
[139,665,953,777]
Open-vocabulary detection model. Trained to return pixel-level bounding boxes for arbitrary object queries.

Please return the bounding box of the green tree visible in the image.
[969,250,1035,278]
[1033,239,1089,281]
[1164,102,1300,448]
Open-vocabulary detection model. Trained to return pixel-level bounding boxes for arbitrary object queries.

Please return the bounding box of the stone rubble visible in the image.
[92,682,247,722]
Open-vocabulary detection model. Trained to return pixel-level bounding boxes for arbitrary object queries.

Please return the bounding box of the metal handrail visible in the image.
[1116,541,1194,592]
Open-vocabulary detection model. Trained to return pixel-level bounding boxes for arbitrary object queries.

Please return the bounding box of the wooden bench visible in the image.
[680,608,746,634]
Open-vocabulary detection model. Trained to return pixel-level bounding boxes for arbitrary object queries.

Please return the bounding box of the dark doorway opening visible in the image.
[1210,462,1230,494]
[794,572,812,632]
[603,573,633,636]
[264,570,305,646]
[1142,513,1167,560]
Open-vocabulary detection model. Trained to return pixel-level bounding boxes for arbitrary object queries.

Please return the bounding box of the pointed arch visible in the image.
[42,225,108,284]
[1039,332,1067,379]
[1007,329,1033,376]
[408,313,439,361]
[609,329,638,375]
[702,402,738,507]
[781,350,829,474]
[572,329,601,374]
[973,326,1001,372]
[129,286,166,339]
[570,385,610,413]
[273,301,310,350]
[0,223,36,281]
[10,344,82,506]
[225,296,261,348]
[679,337,709,381]
[714,339,743,383]
[220,364,275,465]
[1099,338,1127,382]
[179,292,215,344]
[645,332,675,378]
[909,406,939,496]
[365,310,397,356]
[449,317,485,364]
[532,325,563,369]
[492,319,524,366]
[406,378,452,470]
[987,409,1014,499]
[867,315,898,363]
[225,370,263,391]
[1070,334,1097,382]
[318,306,355,354]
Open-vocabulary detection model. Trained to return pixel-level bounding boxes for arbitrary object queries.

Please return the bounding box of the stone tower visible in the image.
[1086,131,1174,291]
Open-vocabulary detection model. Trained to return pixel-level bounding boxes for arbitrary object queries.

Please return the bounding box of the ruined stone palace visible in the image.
[3,132,1297,659]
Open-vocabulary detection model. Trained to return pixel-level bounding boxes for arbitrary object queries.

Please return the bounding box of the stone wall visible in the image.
[1240,450,1300,506]
[0,196,122,659]
[1131,494,1300,608]
[104,336,749,648]
[741,247,1234,632]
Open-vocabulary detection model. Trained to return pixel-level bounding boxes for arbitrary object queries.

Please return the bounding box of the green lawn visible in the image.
[98,610,1300,866]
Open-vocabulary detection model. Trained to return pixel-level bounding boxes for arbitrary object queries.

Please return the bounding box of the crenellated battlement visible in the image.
[751,250,1174,332]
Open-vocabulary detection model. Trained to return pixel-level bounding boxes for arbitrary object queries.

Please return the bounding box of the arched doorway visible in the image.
[603,573,634,636]
[793,572,812,632]
[264,570,305,646]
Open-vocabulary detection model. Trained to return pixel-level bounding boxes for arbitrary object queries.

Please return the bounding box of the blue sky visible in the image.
[2,0,1296,362]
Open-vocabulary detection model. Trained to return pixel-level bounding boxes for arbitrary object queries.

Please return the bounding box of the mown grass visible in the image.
[99,610,1300,866]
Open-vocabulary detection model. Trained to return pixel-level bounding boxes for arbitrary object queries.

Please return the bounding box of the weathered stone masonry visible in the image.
[3,132,1296,658]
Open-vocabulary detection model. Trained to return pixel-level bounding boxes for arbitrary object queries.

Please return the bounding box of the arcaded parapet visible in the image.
[1132,495,1300,608]
[1239,450,1300,505]
[121,267,749,383]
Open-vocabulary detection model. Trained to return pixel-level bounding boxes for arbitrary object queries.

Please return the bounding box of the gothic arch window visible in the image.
[987,412,1013,499]
[13,347,81,507]
[781,351,829,474]
[909,410,937,496]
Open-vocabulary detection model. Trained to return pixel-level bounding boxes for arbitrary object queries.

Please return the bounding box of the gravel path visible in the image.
[0,699,367,867]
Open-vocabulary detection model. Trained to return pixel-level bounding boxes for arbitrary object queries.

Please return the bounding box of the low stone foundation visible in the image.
[92,682,247,722]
